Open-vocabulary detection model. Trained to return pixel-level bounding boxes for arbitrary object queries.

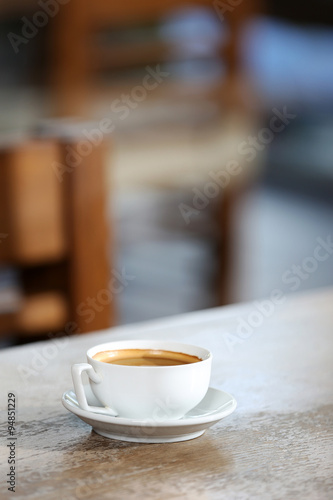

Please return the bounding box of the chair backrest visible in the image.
[50,0,261,116]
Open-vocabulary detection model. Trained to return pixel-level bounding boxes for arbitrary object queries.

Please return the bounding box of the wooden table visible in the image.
[0,287,332,499]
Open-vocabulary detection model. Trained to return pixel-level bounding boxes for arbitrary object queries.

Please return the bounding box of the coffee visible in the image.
[92,348,201,366]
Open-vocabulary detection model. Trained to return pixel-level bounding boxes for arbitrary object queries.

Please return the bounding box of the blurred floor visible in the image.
[231,186,333,303]
[113,184,333,324]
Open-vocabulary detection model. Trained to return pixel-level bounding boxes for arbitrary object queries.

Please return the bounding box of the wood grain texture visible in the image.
[0,287,332,499]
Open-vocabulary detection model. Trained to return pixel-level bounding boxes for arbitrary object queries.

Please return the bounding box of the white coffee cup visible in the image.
[71,340,212,420]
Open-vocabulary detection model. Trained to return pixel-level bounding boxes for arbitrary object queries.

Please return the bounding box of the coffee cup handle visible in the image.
[71,363,118,416]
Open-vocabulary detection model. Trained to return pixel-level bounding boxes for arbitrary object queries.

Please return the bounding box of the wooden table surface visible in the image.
[0,287,332,499]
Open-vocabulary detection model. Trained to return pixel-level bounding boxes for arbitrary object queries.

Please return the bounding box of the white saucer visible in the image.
[61,385,237,443]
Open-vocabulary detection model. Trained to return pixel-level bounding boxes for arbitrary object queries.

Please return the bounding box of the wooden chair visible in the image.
[0,0,262,311]
[47,0,262,306]
[49,0,261,116]
[0,129,114,339]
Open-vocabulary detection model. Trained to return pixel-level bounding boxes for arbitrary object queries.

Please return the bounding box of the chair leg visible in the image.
[63,139,116,332]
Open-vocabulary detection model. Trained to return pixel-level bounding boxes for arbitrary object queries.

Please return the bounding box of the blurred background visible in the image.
[0,0,332,347]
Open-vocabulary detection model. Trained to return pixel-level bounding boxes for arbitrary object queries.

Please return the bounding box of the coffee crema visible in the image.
[92,349,202,366]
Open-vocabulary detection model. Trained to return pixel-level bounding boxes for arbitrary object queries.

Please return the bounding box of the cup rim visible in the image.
[86,339,212,368]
